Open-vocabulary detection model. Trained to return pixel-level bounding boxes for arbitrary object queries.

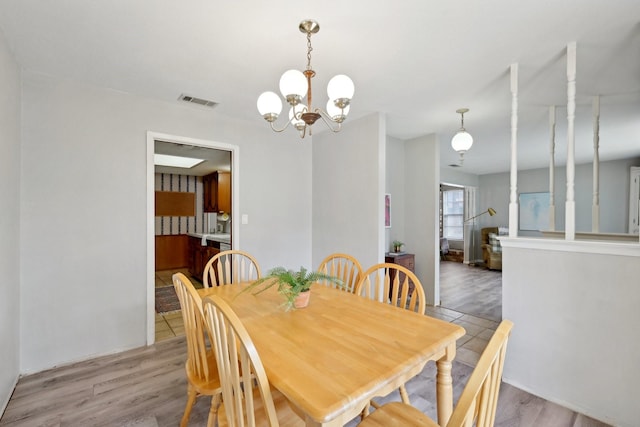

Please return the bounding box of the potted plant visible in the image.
[392,240,404,253]
[241,266,343,310]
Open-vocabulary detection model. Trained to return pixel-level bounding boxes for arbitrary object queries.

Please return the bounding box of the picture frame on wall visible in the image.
[519,192,550,231]
[385,193,391,228]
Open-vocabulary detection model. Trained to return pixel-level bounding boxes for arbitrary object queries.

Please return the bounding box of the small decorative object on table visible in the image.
[392,240,404,253]
[241,266,343,310]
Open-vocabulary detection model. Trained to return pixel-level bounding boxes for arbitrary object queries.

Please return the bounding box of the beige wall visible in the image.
[18,71,315,373]
[502,238,640,427]
[311,113,386,270]
[404,134,441,305]
[385,136,406,253]
[0,27,21,412]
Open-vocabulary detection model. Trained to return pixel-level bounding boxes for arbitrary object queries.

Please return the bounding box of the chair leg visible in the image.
[399,384,411,404]
[180,385,198,427]
[206,393,222,427]
[360,401,370,420]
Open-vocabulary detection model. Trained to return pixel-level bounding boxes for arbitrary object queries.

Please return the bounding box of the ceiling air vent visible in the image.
[178,94,218,108]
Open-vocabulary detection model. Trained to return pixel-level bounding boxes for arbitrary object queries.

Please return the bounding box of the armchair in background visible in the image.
[481,227,505,271]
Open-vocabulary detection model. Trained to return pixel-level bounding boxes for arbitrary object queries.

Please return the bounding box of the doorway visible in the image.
[438,183,502,322]
[145,131,240,345]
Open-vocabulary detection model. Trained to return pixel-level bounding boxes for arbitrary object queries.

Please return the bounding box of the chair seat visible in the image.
[217,386,305,426]
[358,402,437,427]
[184,351,221,395]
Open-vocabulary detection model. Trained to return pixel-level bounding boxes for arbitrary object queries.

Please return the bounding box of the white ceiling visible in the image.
[1,1,639,175]
[155,140,230,176]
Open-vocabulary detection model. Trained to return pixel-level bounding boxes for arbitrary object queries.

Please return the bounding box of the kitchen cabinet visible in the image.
[188,236,220,281]
[203,171,231,214]
[154,191,195,217]
[155,235,189,270]
[385,253,416,296]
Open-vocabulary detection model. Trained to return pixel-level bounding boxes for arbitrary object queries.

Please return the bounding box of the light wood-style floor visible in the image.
[0,264,611,427]
[440,260,502,322]
[0,333,610,427]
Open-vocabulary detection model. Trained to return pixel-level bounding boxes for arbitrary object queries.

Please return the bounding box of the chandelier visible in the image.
[256,20,355,138]
[451,108,473,164]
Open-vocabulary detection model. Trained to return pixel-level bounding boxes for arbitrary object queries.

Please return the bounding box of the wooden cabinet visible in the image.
[188,236,220,281]
[155,235,189,270]
[385,253,416,295]
[203,171,231,214]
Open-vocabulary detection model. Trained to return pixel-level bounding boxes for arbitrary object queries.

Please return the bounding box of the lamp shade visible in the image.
[279,69,307,99]
[451,130,473,152]
[257,91,283,116]
[288,107,305,130]
[327,74,355,101]
[326,100,350,120]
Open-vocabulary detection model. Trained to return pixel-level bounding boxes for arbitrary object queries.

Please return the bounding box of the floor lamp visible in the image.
[464,207,496,266]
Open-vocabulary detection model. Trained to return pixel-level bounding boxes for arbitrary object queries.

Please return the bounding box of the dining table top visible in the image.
[198,282,465,426]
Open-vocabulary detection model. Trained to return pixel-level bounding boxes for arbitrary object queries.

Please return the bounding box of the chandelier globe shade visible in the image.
[327,75,355,107]
[256,19,354,138]
[279,70,307,104]
[257,91,283,121]
[326,101,350,122]
[451,130,473,152]
[451,107,473,155]
[289,107,306,131]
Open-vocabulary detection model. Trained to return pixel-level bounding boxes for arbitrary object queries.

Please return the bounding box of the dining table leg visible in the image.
[436,343,457,426]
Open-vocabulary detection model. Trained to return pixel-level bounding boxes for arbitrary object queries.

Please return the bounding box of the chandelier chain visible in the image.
[306,31,313,71]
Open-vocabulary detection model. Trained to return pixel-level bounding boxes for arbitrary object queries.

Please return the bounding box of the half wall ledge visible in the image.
[499,236,640,257]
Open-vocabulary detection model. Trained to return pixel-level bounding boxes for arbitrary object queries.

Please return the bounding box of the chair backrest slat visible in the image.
[203,250,262,288]
[354,263,426,314]
[203,295,281,427]
[447,320,513,427]
[172,273,214,382]
[317,253,364,293]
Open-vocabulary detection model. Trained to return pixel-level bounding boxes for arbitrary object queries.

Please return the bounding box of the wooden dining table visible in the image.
[198,283,465,427]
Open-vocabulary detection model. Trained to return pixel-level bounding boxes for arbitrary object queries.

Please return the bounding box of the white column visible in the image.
[509,63,519,237]
[565,42,577,240]
[548,105,556,231]
[592,95,600,232]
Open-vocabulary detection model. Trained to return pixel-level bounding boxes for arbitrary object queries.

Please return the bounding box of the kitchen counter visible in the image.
[187,232,231,245]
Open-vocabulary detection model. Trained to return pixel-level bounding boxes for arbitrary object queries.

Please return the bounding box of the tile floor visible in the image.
[154,268,499,369]
[154,268,198,342]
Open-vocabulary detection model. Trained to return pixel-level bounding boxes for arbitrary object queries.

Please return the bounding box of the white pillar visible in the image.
[549,105,556,231]
[565,42,576,240]
[592,95,600,232]
[509,63,519,237]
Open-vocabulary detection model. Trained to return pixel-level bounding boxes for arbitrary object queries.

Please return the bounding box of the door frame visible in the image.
[146,131,240,345]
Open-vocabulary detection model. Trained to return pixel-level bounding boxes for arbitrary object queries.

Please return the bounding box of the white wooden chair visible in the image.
[202,249,261,288]
[317,252,364,293]
[202,294,304,426]
[358,320,514,427]
[355,263,426,315]
[172,273,222,427]
[354,263,426,408]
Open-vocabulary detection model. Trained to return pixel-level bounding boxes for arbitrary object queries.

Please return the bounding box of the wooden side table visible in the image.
[385,253,416,295]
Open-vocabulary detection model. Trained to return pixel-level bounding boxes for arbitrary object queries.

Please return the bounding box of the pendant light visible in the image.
[451,108,473,164]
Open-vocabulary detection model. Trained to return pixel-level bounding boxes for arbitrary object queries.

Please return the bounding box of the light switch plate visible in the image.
[241,214,249,225]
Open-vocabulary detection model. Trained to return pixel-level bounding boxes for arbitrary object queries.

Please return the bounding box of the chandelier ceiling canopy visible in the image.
[256,20,354,139]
